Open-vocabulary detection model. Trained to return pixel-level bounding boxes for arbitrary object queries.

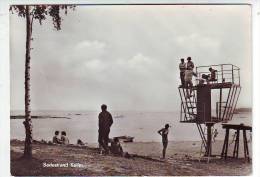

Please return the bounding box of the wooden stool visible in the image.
[221,124,251,162]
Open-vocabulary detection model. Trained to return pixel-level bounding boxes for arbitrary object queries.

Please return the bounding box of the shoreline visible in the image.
[11,139,252,176]
[10,115,71,119]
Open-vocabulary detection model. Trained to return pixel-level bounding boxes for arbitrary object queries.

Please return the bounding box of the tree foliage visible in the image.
[10,5,75,30]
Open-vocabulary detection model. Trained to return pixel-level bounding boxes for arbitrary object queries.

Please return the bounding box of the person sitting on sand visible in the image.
[52,130,62,144]
[110,137,123,156]
[61,131,69,145]
[110,137,131,158]
[77,139,85,146]
[158,124,170,159]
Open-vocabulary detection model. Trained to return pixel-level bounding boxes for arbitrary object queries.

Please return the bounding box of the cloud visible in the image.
[10,5,252,110]
[127,53,154,72]
[75,40,106,52]
[67,40,107,62]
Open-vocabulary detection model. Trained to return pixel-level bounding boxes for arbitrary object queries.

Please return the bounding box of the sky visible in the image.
[10,5,252,111]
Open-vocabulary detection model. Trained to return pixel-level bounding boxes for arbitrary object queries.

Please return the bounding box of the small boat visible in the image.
[114,115,124,119]
[115,136,134,143]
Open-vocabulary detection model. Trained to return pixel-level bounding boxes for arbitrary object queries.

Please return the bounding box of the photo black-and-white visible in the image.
[10,4,252,176]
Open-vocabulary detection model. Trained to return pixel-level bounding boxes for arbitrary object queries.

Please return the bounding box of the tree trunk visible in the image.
[23,5,33,158]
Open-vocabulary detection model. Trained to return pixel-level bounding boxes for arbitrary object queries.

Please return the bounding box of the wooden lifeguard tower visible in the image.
[178,64,241,156]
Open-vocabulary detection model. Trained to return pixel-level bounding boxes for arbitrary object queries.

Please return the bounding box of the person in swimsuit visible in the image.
[158,124,170,159]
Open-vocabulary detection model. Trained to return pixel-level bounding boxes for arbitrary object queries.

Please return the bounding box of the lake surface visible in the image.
[11,110,252,144]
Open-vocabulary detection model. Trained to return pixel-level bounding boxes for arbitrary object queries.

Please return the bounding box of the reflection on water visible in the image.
[10,110,251,144]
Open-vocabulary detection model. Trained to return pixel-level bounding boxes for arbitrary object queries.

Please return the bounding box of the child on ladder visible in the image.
[185,66,197,98]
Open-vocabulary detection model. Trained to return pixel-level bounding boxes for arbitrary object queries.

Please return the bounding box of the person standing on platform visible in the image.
[186,57,194,70]
[179,58,186,87]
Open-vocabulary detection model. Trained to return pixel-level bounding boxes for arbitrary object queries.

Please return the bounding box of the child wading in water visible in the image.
[158,124,170,159]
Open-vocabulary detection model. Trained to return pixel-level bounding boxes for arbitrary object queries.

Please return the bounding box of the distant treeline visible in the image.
[10,115,71,119]
[234,108,252,114]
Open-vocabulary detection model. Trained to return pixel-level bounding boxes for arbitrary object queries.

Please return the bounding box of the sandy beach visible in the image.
[11,139,252,176]
[10,110,252,176]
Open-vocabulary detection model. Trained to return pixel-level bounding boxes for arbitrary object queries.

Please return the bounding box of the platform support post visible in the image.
[219,88,222,119]
[243,129,250,162]
[233,129,240,158]
[205,122,214,157]
[221,128,230,159]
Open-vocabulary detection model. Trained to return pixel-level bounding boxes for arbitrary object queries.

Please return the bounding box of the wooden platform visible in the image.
[180,117,223,124]
[180,119,197,123]
[222,123,252,130]
[221,123,251,161]
[179,82,240,90]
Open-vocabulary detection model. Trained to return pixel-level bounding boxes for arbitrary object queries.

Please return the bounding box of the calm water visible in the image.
[10,110,251,144]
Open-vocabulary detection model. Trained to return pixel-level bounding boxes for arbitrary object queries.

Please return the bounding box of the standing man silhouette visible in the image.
[98,104,113,154]
[179,58,186,87]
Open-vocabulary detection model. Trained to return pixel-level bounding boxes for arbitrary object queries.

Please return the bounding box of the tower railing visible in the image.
[178,63,242,157]
[195,64,240,86]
